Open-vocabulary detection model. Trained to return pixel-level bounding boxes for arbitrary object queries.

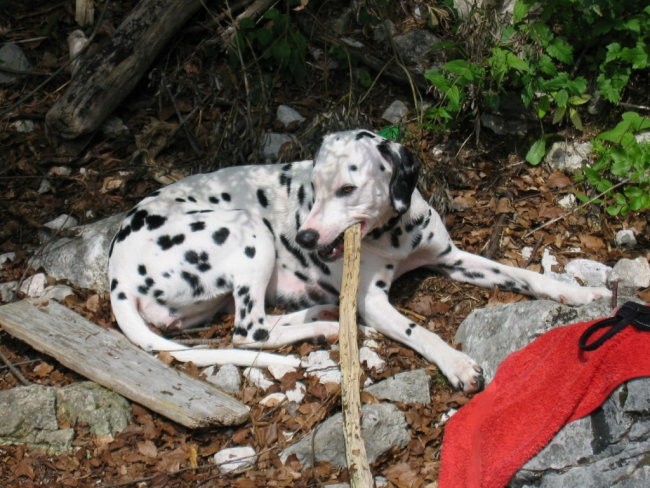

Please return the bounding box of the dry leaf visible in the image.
[579,234,605,250]
[547,171,573,189]
[33,362,54,377]
[137,440,158,458]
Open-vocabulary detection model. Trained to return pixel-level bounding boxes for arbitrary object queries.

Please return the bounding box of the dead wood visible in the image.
[339,224,374,487]
[0,299,250,427]
[46,0,206,139]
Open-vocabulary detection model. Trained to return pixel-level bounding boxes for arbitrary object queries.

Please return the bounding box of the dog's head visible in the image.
[296,129,421,260]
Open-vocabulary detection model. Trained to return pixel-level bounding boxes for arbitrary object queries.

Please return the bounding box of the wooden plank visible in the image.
[0,299,249,428]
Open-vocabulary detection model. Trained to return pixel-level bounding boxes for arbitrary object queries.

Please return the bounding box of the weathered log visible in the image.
[339,224,374,487]
[46,0,205,139]
[0,299,250,427]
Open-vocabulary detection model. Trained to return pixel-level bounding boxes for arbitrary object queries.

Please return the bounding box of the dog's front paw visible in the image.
[558,286,612,306]
[438,349,485,393]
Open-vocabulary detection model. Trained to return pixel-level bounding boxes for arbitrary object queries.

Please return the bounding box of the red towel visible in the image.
[439,305,650,488]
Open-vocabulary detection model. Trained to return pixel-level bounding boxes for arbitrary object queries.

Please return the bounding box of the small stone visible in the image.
[44,214,79,231]
[20,273,48,297]
[10,120,35,133]
[557,193,576,209]
[0,281,17,302]
[302,350,340,385]
[243,367,274,390]
[38,179,54,194]
[48,166,72,177]
[0,252,16,265]
[0,43,32,85]
[203,364,241,394]
[381,100,408,124]
[101,117,129,138]
[261,133,295,162]
[609,257,650,288]
[259,392,287,407]
[268,363,297,381]
[214,446,257,474]
[276,105,305,128]
[392,30,439,67]
[564,259,611,287]
[285,381,306,403]
[364,369,431,404]
[41,285,75,302]
[615,229,637,248]
[373,19,395,42]
[545,141,593,173]
[480,113,528,136]
[359,346,386,371]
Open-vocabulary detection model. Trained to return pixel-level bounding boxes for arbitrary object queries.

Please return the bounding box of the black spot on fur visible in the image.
[212,227,230,245]
[257,189,269,208]
[216,277,227,287]
[318,280,340,297]
[181,271,204,296]
[349,164,358,171]
[185,251,199,263]
[145,215,166,230]
[309,252,331,275]
[145,277,154,287]
[492,267,501,274]
[411,232,423,249]
[409,322,416,328]
[153,289,164,298]
[209,196,219,204]
[375,280,387,289]
[244,246,256,258]
[186,210,213,214]
[175,198,186,202]
[110,279,118,291]
[280,173,292,194]
[238,286,250,297]
[138,265,147,276]
[187,196,197,202]
[355,131,376,140]
[253,329,269,342]
[190,221,205,232]
[158,234,185,250]
[297,185,305,206]
[130,210,148,231]
[463,270,485,279]
[117,292,126,300]
[221,192,231,201]
[280,234,308,267]
[234,327,248,337]
[295,271,309,282]
[262,218,275,238]
[438,244,452,257]
[115,225,132,242]
[405,328,412,336]
[386,264,394,270]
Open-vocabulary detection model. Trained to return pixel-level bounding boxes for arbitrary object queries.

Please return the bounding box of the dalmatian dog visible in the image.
[108,129,611,392]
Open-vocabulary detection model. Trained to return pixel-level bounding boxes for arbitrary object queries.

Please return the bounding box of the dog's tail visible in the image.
[110,296,301,368]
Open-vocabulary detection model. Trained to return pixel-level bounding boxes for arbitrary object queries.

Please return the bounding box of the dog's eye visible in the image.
[335,185,357,197]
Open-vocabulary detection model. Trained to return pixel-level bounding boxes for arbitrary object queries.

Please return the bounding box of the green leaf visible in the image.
[569,107,583,131]
[546,38,573,64]
[513,0,531,24]
[526,138,546,165]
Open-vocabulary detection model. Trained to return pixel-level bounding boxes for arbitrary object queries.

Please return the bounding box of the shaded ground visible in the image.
[1,2,648,487]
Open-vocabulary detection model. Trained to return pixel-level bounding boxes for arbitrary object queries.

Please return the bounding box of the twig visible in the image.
[523,178,631,238]
[339,224,374,487]
[0,345,31,386]
[483,213,508,259]
[619,101,650,112]
[524,236,544,267]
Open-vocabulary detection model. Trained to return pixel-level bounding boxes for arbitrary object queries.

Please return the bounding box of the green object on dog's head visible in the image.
[378,126,403,141]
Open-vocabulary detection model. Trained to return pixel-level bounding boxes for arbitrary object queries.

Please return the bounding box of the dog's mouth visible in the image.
[316,222,366,262]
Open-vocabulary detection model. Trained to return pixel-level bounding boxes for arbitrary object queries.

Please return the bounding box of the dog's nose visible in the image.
[296,229,320,249]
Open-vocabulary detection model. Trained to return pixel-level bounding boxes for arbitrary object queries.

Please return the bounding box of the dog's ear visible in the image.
[377,140,421,214]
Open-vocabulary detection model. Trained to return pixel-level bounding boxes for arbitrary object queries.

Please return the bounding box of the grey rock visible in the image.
[392,29,439,67]
[0,385,74,453]
[545,141,593,173]
[364,369,430,404]
[30,213,124,292]
[564,259,611,287]
[455,299,611,381]
[381,100,409,124]
[480,113,528,136]
[203,363,242,394]
[373,20,395,42]
[57,382,131,438]
[635,131,650,145]
[614,229,637,248]
[281,403,409,467]
[0,281,17,302]
[609,257,650,288]
[455,298,650,488]
[0,43,32,85]
[261,132,296,162]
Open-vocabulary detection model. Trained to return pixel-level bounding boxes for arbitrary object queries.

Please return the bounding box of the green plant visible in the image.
[577,112,650,215]
[230,4,308,83]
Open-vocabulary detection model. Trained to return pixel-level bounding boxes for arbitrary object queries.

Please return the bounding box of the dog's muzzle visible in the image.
[296,229,345,262]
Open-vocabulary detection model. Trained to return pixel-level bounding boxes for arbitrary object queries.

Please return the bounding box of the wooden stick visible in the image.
[339,224,374,487]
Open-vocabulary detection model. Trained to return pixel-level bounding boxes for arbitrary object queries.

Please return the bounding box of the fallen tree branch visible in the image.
[46,0,207,139]
[339,224,374,487]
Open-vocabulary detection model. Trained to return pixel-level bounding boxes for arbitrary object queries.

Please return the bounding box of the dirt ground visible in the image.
[1,2,648,487]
